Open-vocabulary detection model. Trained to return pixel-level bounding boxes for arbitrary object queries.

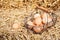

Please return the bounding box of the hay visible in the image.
[0,0,60,40]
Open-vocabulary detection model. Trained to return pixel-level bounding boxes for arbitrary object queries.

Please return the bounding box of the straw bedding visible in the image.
[0,0,60,40]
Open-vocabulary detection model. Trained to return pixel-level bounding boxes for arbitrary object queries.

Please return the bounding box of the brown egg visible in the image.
[33,26,43,33]
[33,14,42,26]
[47,14,52,23]
[13,23,19,29]
[34,14,40,18]
[27,21,34,26]
[27,21,35,29]
[33,18,42,26]
[42,13,48,24]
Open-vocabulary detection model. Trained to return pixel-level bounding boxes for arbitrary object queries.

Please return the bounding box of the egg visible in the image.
[33,17,42,26]
[27,21,34,26]
[13,23,19,29]
[34,13,40,18]
[33,26,43,33]
[42,13,48,24]
[27,21,35,29]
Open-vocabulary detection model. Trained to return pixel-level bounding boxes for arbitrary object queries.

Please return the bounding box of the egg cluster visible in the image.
[25,12,57,33]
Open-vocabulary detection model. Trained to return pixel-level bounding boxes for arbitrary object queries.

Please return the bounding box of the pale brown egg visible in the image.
[13,23,19,29]
[27,21,35,29]
[27,21,34,26]
[33,18,42,26]
[47,14,52,23]
[42,13,48,24]
[33,13,43,26]
[42,13,52,24]
[34,14,40,18]
[33,26,43,33]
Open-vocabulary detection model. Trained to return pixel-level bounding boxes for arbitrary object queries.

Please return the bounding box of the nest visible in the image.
[25,10,57,33]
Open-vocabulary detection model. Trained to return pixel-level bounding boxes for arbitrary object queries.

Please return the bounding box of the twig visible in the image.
[36,4,52,13]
